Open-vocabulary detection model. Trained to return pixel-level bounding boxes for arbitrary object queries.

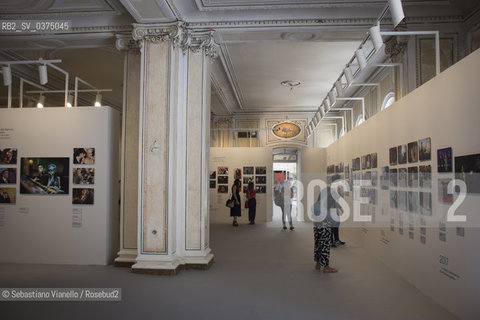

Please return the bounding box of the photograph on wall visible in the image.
[327,165,334,174]
[419,165,432,188]
[371,153,377,169]
[419,138,431,161]
[243,166,254,175]
[369,189,377,205]
[437,147,452,172]
[380,166,389,190]
[255,166,267,174]
[390,190,398,209]
[0,187,16,204]
[0,148,17,164]
[345,164,350,180]
[420,192,432,216]
[20,158,69,195]
[408,191,419,213]
[209,171,216,180]
[408,141,418,163]
[218,176,228,184]
[389,147,397,166]
[72,188,94,205]
[210,180,216,189]
[455,153,480,193]
[408,167,419,188]
[398,191,407,211]
[362,171,371,186]
[390,169,398,187]
[243,176,253,184]
[0,168,16,184]
[234,168,242,180]
[72,168,95,185]
[255,185,266,193]
[217,166,228,175]
[438,179,453,203]
[255,176,266,184]
[365,154,371,169]
[371,170,377,186]
[218,185,228,193]
[73,148,95,165]
[353,158,360,171]
[398,145,407,165]
[361,156,367,170]
[398,168,407,188]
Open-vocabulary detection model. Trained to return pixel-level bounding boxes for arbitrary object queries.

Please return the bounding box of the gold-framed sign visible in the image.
[271,121,302,139]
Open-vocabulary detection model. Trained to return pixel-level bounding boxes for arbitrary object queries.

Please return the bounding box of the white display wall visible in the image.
[326,49,480,319]
[0,107,120,265]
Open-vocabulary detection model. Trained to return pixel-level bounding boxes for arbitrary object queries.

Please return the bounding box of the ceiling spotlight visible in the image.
[328,90,336,106]
[344,66,354,86]
[281,80,301,90]
[38,64,48,85]
[335,80,344,97]
[324,98,331,111]
[388,0,405,28]
[320,105,325,117]
[355,48,367,70]
[94,92,102,107]
[369,24,384,52]
[66,94,73,108]
[2,65,12,86]
[37,95,45,109]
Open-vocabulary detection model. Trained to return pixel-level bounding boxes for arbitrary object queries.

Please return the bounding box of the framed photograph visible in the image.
[255,166,266,174]
[20,157,69,195]
[339,162,344,173]
[389,147,398,166]
[365,154,371,170]
[218,185,228,193]
[420,192,432,216]
[353,158,360,171]
[209,171,216,180]
[369,189,377,205]
[243,176,253,184]
[217,166,228,175]
[380,166,389,190]
[398,191,407,211]
[371,153,377,169]
[210,181,216,189]
[390,190,398,209]
[0,187,16,204]
[73,148,95,165]
[390,168,398,187]
[398,145,407,165]
[0,168,16,184]
[419,138,431,161]
[72,188,94,205]
[419,165,431,188]
[371,170,377,187]
[437,147,453,172]
[345,164,350,180]
[218,176,228,184]
[234,168,242,180]
[455,153,480,193]
[243,166,254,175]
[72,168,95,185]
[255,176,266,184]
[438,179,453,203]
[408,141,418,163]
[361,156,367,170]
[363,171,371,186]
[398,168,407,188]
[408,191,419,213]
[327,165,335,174]
[255,185,266,193]
[0,148,17,164]
[408,167,419,188]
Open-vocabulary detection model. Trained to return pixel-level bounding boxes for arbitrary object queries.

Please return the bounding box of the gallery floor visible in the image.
[0,222,456,320]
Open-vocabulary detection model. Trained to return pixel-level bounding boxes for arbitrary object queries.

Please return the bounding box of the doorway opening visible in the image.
[272,148,299,226]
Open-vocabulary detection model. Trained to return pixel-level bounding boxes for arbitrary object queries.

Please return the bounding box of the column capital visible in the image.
[132,22,184,46]
[115,34,141,51]
[181,29,219,58]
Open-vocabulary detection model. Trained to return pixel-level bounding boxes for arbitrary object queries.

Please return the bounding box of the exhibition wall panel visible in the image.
[0,107,120,265]
[326,49,480,319]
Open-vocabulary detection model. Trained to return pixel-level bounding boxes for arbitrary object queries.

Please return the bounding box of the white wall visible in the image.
[0,107,120,265]
[326,49,480,319]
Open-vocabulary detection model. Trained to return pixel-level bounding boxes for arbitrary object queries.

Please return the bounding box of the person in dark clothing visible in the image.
[246,181,257,224]
[230,179,241,226]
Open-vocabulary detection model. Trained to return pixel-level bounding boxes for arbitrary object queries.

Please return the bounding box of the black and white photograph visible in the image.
[390,168,398,187]
[20,157,69,195]
[398,168,407,188]
[437,179,453,203]
[345,164,350,180]
[361,155,367,170]
[398,145,407,165]
[437,147,452,173]
[210,181,216,189]
[371,153,377,169]
[398,191,407,211]
[72,168,95,185]
[408,141,418,163]
[389,147,398,166]
[327,164,335,174]
[218,176,228,184]
[234,168,242,180]
[0,187,16,204]
[353,158,360,171]
[255,176,266,184]
[419,138,431,162]
[390,190,398,209]
[73,148,95,165]
[371,170,377,186]
[380,166,389,190]
[408,167,418,188]
[455,153,480,193]
[419,165,431,188]
[217,166,228,175]
[408,191,419,213]
[0,148,17,164]
[72,188,94,205]
[0,168,16,184]
[420,192,432,216]
[255,166,267,174]
[243,166,254,175]
[365,154,371,169]
[209,171,216,180]
[255,185,266,193]
[243,176,253,184]
[369,189,377,205]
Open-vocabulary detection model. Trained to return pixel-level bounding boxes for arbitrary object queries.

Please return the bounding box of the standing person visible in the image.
[230,179,241,226]
[283,176,294,230]
[312,187,338,273]
[246,181,257,225]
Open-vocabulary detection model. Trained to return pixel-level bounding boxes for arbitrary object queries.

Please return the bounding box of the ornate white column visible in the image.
[115,35,141,267]
[131,22,217,274]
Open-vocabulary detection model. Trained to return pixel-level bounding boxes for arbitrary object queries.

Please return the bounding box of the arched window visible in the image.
[355,115,365,127]
[381,92,396,111]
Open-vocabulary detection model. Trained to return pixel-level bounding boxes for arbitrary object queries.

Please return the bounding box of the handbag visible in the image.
[226,194,235,208]
[244,200,249,209]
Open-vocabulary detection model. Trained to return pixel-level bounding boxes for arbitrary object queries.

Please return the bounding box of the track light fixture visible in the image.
[369,24,384,52]
[344,66,354,86]
[355,49,367,70]
[94,92,102,107]
[335,80,344,97]
[38,64,48,85]
[328,90,336,106]
[2,65,12,86]
[388,0,405,28]
[37,95,45,109]
[66,94,73,108]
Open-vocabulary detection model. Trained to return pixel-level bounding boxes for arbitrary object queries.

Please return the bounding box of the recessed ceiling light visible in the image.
[281,80,301,90]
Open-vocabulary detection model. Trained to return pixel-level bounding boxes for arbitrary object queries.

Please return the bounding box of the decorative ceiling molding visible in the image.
[217,43,246,110]
[211,75,233,115]
[119,0,177,23]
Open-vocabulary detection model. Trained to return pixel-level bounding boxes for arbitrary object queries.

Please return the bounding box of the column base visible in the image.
[114,249,137,267]
[131,252,214,275]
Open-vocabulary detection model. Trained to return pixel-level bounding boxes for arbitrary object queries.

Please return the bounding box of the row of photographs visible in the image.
[0,148,96,165]
[215,183,267,194]
[215,166,266,177]
[1,167,95,186]
[379,166,432,189]
[215,175,266,185]
[0,187,94,205]
[389,138,431,165]
[390,191,432,216]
